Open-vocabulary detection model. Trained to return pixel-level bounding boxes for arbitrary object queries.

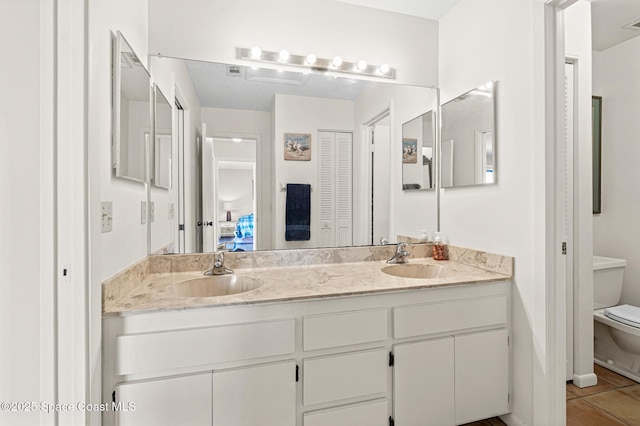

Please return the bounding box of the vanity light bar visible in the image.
[236,47,396,80]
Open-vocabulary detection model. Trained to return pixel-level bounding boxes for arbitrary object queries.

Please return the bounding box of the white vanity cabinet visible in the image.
[212,360,296,426]
[454,329,509,424]
[391,295,510,425]
[116,361,296,426]
[116,372,212,426]
[103,281,511,426]
[393,337,455,425]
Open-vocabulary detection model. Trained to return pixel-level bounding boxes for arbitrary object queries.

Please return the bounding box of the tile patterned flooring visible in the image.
[567,364,640,426]
[464,364,640,426]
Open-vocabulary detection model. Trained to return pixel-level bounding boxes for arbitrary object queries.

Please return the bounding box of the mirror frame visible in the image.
[112,31,151,184]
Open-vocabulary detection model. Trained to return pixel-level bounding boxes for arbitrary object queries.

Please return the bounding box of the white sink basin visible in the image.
[382,264,450,279]
[167,275,263,297]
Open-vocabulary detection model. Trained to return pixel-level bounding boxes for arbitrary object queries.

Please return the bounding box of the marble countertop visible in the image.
[103,256,511,317]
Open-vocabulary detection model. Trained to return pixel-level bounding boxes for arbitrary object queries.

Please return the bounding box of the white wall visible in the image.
[273,94,354,249]
[565,0,595,385]
[218,169,254,219]
[0,2,49,424]
[592,35,640,306]
[148,0,438,87]
[439,0,547,423]
[92,0,149,281]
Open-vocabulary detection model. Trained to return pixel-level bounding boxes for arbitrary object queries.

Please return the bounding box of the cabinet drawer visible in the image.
[304,399,388,426]
[117,319,295,375]
[303,308,387,351]
[393,296,507,339]
[303,348,387,406]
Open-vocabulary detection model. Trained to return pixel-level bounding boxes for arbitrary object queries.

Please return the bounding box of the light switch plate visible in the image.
[141,201,147,224]
[149,202,155,223]
[101,201,113,233]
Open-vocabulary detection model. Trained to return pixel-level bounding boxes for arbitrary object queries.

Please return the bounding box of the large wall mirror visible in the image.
[112,31,151,183]
[441,81,496,188]
[149,56,439,254]
[402,111,435,191]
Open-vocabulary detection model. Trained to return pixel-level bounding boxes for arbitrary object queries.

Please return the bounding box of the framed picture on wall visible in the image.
[284,133,311,161]
[402,138,418,163]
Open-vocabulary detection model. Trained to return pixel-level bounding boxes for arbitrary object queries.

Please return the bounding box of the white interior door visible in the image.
[318,131,353,248]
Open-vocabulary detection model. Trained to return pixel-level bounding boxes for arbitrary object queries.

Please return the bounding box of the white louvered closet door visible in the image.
[318,131,353,247]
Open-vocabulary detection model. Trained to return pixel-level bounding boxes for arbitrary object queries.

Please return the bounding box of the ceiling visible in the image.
[330,0,640,52]
[185,59,376,110]
[591,0,640,51]
[186,0,640,109]
[329,0,461,20]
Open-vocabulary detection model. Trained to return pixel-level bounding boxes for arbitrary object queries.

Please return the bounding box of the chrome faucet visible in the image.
[204,251,234,275]
[387,242,411,264]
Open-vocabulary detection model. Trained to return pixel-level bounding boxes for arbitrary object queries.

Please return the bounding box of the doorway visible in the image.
[213,137,257,252]
[365,110,391,245]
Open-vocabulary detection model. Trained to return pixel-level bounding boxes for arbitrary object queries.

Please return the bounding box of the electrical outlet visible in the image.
[150,202,155,223]
[168,203,174,220]
[101,201,113,233]
[141,201,147,224]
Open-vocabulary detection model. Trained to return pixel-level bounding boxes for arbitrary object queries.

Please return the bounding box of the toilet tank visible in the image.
[593,255,627,309]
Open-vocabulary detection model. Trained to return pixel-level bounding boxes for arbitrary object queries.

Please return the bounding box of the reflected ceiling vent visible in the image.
[245,67,308,86]
[227,65,243,77]
[622,18,640,32]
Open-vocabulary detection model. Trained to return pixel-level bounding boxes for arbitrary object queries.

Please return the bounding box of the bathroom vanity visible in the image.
[102,246,513,426]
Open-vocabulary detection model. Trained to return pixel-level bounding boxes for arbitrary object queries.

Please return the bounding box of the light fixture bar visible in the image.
[236,47,396,80]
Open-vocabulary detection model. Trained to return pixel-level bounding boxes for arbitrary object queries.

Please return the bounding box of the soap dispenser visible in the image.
[432,232,449,261]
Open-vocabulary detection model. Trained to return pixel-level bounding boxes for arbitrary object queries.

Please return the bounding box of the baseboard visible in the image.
[500,413,526,426]
[572,372,598,388]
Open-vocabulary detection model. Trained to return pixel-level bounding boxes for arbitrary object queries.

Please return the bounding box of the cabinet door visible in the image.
[116,372,212,426]
[393,337,454,426]
[304,399,388,426]
[454,329,509,424]
[212,360,296,426]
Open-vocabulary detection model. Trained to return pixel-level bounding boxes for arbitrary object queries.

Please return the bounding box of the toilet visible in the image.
[593,255,640,382]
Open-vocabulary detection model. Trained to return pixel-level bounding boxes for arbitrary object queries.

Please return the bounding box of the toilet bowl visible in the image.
[592,255,640,381]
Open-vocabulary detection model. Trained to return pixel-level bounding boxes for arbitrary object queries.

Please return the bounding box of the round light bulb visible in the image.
[332,56,343,68]
[380,63,390,74]
[279,49,290,61]
[306,53,317,65]
[250,46,262,59]
[357,60,367,71]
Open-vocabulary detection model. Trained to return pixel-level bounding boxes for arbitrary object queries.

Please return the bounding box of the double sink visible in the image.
[168,263,449,298]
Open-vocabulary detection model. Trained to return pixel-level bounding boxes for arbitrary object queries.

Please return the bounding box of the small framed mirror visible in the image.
[152,85,172,189]
[441,81,496,188]
[112,31,151,183]
[402,111,435,191]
